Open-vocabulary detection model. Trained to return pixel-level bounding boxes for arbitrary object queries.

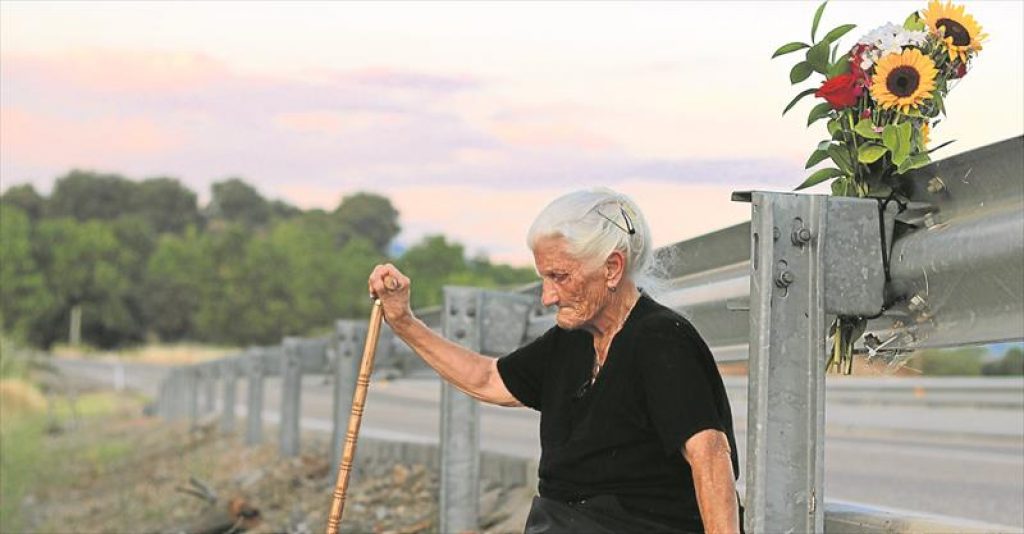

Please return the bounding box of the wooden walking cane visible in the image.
[325,286,390,534]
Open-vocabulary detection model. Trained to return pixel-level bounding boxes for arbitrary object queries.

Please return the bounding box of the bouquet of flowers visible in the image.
[775,0,985,199]
[773,0,986,373]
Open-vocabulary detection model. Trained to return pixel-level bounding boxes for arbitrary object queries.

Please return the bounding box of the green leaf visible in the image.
[806,41,831,74]
[826,53,851,78]
[927,139,956,154]
[805,148,830,169]
[817,139,833,151]
[896,152,931,174]
[904,11,925,31]
[797,167,845,190]
[831,176,850,196]
[933,91,946,116]
[773,42,811,58]
[854,118,881,139]
[822,23,857,44]
[857,143,888,163]
[783,88,819,116]
[807,102,833,126]
[790,61,814,84]
[883,123,913,164]
[827,118,842,137]
[827,144,854,174]
[811,1,828,43]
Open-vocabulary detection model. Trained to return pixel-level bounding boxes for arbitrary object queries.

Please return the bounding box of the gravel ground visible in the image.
[17,393,532,534]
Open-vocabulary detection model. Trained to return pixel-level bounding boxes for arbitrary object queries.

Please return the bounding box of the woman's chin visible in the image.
[555,313,582,330]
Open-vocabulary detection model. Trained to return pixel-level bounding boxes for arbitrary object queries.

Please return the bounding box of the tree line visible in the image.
[0,171,537,349]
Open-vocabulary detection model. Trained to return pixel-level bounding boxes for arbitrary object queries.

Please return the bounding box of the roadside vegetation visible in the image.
[1,172,537,351]
[907,345,1024,376]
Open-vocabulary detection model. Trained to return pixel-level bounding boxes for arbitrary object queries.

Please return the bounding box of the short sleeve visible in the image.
[496,326,558,410]
[637,319,725,456]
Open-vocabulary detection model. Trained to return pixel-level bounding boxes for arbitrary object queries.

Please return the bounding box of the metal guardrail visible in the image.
[154,136,1024,533]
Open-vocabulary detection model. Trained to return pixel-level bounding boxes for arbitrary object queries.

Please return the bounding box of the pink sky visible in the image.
[2,1,1021,265]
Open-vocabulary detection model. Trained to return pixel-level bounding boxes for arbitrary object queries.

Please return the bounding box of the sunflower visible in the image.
[923,0,987,62]
[870,48,938,114]
[920,122,931,147]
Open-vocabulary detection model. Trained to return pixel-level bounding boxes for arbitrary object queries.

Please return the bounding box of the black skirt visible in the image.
[524,495,696,534]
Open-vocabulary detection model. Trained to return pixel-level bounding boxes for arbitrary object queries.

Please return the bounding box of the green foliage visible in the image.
[135,177,200,234]
[208,178,271,228]
[334,192,401,254]
[398,235,536,309]
[908,347,985,376]
[31,218,147,348]
[3,172,534,348]
[0,207,52,338]
[141,230,206,341]
[982,346,1024,376]
[1,184,46,221]
[48,170,138,221]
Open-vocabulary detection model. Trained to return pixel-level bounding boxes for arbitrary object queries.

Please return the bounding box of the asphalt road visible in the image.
[55,359,1024,529]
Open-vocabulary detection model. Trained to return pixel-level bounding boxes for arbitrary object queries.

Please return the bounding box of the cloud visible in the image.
[0,107,180,168]
[1,47,799,217]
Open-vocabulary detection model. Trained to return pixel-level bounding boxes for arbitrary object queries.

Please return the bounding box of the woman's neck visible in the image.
[587,282,641,361]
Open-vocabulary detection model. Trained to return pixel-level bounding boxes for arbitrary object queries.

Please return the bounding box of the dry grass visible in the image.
[0,378,47,419]
[52,343,238,365]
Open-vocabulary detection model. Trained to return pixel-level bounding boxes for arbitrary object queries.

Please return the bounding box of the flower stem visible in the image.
[846,111,863,197]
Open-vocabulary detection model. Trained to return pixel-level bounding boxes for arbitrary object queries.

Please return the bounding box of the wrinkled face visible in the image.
[533,236,609,331]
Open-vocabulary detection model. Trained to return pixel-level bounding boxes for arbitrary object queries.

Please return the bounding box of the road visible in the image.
[55,359,1024,528]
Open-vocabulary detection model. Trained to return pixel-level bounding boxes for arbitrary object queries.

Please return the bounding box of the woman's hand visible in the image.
[368,263,414,327]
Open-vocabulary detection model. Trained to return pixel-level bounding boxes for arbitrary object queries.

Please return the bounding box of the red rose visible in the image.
[953,63,968,79]
[815,73,864,110]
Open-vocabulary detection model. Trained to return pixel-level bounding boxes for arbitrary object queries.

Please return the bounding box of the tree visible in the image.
[909,347,985,376]
[982,346,1024,376]
[141,230,206,341]
[398,235,467,309]
[135,177,200,234]
[31,218,144,348]
[334,192,400,254]
[0,206,53,338]
[47,170,138,221]
[207,178,271,228]
[1,184,46,221]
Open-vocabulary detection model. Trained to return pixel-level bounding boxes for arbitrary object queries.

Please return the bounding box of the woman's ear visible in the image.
[605,250,626,288]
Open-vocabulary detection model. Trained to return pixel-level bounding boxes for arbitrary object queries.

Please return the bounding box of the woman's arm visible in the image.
[685,428,741,534]
[368,263,521,407]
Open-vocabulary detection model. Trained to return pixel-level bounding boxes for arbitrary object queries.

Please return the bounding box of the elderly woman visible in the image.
[368,188,741,533]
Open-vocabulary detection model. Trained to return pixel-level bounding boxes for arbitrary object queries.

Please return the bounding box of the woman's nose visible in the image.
[541,281,558,307]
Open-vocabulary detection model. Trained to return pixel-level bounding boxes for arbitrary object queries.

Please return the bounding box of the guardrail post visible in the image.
[440,287,482,533]
[186,366,200,428]
[744,191,827,534]
[221,357,238,433]
[332,320,366,470]
[741,191,884,533]
[246,348,266,446]
[199,363,216,414]
[280,338,303,457]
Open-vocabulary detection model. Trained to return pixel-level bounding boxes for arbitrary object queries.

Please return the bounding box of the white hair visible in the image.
[527,188,653,281]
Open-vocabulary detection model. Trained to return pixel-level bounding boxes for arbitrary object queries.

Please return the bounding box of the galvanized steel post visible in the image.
[186,366,200,428]
[332,320,366,470]
[202,364,217,414]
[280,337,303,458]
[246,348,266,446]
[440,287,482,534]
[221,357,238,433]
[741,191,884,533]
[745,191,827,533]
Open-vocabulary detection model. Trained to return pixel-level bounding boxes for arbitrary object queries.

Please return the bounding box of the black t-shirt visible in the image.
[497,294,739,532]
